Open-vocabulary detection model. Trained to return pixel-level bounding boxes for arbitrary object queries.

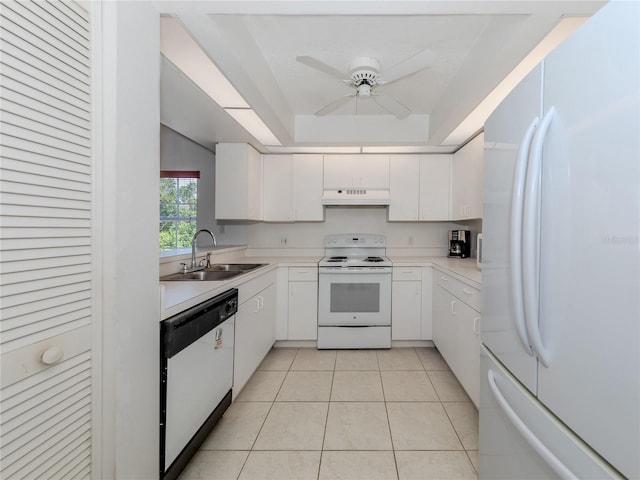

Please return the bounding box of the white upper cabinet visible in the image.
[389,156,420,220]
[323,154,389,189]
[263,154,324,222]
[419,155,450,221]
[263,155,293,221]
[215,143,263,220]
[292,154,324,221]
[389,155,450,221]
[450,133,484,220]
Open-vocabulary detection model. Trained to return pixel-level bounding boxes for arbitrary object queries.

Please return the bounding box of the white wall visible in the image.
[100,2,160,478]
[160,126,248,245]
[161,125,216,232]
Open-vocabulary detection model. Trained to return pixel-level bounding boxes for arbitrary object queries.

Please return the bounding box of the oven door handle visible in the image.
[319,269,392,274]
[329,325,372,328]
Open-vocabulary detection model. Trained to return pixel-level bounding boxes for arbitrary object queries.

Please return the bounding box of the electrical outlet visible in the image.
[408,236,414,246]
[280,236,287,246]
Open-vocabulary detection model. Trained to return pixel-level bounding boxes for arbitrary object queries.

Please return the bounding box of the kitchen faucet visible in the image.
[190,229,216,270]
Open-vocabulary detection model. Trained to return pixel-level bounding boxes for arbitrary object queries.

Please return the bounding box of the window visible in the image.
[160,171,200,251]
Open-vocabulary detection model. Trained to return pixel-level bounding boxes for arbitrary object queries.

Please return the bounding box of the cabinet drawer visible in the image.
[288,266,318,282]
[239,270,277,304]
[435,271,481,312]
[392,266,422,281]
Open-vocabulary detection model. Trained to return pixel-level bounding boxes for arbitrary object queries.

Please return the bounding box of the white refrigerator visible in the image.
[480,1,639,479]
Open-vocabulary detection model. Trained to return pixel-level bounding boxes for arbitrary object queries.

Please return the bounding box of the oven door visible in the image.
[318,269,391,326]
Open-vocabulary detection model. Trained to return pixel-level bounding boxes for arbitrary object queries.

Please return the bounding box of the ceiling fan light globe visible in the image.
[357,84,372,97]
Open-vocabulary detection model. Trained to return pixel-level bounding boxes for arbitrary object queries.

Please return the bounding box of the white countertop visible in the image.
[389,256,481,285]
[160,254,480,320]
[160,256,321,320]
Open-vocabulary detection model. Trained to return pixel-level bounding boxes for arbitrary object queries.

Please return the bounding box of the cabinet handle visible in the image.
[440,276,450,282]
[258,295,264,310]
[41,346,64,365]
[474,317,481,335]
[462,288,474,295]
[253,298,260,313]
[450,300,457,315]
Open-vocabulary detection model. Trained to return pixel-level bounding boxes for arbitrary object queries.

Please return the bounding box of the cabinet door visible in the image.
[292,154,323,221]
[421,267,433,340]
[432,284,453,368]
[323,155,355,188]
[392,281,422,340]
[453,299,481,407]
[356,155,389,188]
[389,156,419,221]
[263,155,293,221]
[247,146,263,220]
[288,281,318,340]
[234,296,260,395]
[451,133,484,220]
[259,283,277,351]
[419,155,450,220]
[234,283,276,395]
[215,143,263,220]
[323,155,389,189]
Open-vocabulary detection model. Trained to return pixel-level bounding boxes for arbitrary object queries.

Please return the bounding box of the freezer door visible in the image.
[535,3,640,478]
[482,65,541,394]
[479,347,620,480]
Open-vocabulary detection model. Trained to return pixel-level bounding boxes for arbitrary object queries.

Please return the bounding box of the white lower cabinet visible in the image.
[392,267,422,340]
[287,267,318,340]
[391,266,433,341]
[234,271,276,396]
[432,270,481,406]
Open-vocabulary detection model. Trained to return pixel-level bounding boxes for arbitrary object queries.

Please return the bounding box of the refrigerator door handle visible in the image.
[523,107,555,367]
[510,116,538,355]
[487,369,579,480]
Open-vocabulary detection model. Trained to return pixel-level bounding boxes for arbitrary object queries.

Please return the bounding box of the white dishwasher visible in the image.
[160,288,237,480]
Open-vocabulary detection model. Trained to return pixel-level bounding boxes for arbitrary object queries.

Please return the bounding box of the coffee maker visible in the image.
[448,230,471,258]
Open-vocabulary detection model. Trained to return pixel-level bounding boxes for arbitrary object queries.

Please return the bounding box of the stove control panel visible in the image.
[324,234,386,248]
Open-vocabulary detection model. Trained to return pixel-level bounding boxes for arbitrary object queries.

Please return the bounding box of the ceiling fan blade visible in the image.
[373,94,411,119]
[315,94,356,116]
[378,49,435,85]
[296,55,348,81]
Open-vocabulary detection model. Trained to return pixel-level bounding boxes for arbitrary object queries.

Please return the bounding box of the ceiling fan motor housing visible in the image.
[349,57,381,91]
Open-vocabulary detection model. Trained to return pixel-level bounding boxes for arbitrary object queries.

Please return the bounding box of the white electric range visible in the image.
[317,234,392,349]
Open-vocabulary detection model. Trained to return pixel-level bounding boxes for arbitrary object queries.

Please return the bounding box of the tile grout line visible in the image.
[236,348,299,479]
[380,351,401,480]
[317,350,337,480]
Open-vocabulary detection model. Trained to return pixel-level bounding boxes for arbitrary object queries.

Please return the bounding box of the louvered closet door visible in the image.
[0,1,93,478]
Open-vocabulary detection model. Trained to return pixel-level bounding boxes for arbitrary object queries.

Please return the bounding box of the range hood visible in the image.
[322,188,391,206]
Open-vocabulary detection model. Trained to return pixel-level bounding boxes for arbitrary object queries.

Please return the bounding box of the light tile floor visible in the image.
[180,347,478,480]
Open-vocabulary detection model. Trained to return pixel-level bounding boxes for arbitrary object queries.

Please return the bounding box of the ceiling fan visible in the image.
[296,49,435,119]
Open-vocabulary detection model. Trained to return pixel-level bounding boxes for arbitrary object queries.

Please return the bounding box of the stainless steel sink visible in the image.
[160,263,266,281]
[206,263,266,272]
[160,270,243,282]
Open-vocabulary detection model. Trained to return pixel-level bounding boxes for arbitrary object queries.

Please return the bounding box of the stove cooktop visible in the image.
[320,234,391,268]
[319,254,392,268]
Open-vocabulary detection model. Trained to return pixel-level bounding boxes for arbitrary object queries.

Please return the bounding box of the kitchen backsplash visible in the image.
[222,206,468,254]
